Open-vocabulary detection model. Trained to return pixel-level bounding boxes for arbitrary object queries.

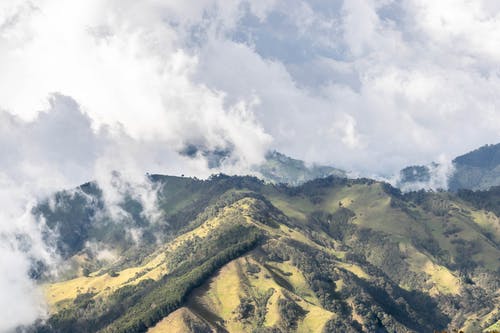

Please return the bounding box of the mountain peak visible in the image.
[453,143,500,169]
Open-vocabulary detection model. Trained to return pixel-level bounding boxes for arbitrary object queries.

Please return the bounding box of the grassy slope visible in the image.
[277,181,500,270]
[44,198,262,312]
[45,251,168,312]
[183,255,335,333]
[40,176,500,333]
[147,307,212,333]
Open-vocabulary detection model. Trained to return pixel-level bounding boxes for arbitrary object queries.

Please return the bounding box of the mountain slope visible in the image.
[450,143,500,191]
[32,175,500,333]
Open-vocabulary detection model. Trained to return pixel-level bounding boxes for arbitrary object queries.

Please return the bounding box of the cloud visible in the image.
[0,0,272,167]
[191,0,500,174]
[0,174,58,331]
[1,1,500,176]
[394,155,456,192]
[0,239,47,331]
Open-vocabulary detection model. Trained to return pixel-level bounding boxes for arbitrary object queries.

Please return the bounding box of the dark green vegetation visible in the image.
[31,174,500,332]
[399,164,435,185]
[450,143,500,191]
[458,186,500,217]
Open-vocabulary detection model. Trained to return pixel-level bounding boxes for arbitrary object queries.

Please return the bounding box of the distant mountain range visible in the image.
[256,151,346,186]
[398,143,500,191]
[262,143,500,192]
[177,144,347,185]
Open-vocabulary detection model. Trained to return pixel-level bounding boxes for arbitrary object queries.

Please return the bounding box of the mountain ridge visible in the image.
[28,174,500,332]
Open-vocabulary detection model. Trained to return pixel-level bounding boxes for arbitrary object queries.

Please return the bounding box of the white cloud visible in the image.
[1,1,498,177]
[341,0,380,56]
[0,176,58,331]
[333,114,363,149]
[408,0,500,61]
[192,0,500,173]
[0,242,47,331]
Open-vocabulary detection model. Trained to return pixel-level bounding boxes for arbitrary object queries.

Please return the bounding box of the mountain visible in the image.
[398,143,500,191]
[177,145,347,186]
[257,151,346,185]
[449,143,500,191]
[28,174,500,332]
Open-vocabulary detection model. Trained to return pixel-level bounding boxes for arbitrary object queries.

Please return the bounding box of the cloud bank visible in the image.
[3,0,500,176]
[2,0,500,330]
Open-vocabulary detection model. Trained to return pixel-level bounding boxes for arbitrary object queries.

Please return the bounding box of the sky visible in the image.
[1,0,500,330]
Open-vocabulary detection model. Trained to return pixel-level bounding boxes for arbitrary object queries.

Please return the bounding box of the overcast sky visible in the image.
[1,0,500,330]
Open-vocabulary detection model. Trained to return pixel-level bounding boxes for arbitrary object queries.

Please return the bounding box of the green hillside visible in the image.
[31,175,500,332]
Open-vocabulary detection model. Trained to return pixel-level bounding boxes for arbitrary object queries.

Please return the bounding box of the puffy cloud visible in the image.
[0,0,272,161]
[0,237,47,332]
[2,0,500,177]
[193,0,500,174]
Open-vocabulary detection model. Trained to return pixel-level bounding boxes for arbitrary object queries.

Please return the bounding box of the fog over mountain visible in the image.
[1,0,500,332]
